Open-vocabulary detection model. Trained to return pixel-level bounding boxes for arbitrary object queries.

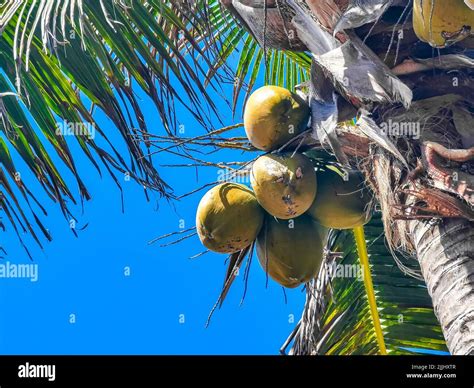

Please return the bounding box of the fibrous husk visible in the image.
[251,152,317,219]
[307,168,372,229]
[196,183,264,253]
[256,214,328,288]
[244,85,310,151]
[413,0,474,48]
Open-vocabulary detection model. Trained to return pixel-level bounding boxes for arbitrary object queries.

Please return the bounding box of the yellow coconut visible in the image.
[196,183,264,253]
[256,214,327,288]
[251,153,317,219]
[307,169,371,229]
[244,86,310,151]
[413,0,474,48]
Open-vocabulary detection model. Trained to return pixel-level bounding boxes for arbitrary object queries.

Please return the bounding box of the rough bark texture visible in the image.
[408,218,474,354]
[228,0,308,50]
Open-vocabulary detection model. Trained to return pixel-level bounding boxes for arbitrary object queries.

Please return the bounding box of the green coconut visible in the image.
[251,152,317,219]
[413,0,474,48]
[307,169,371,229]
[196,183,264,253]
[244,86,310,151]
[256,214,327,288]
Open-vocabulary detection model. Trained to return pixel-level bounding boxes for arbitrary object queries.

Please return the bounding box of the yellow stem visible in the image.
[353,225,387,355]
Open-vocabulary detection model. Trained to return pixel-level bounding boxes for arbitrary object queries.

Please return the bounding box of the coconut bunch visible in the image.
[196,86,372,289]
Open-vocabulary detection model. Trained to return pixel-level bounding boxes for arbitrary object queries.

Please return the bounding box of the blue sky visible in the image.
[0,60,307,354]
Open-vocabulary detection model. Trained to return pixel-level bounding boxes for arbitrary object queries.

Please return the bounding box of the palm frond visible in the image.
[0,0,311,253]
[201,0,312,112]
[291,213,448,355]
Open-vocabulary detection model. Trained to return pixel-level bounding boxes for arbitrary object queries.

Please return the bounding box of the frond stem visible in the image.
[353,225,387,355]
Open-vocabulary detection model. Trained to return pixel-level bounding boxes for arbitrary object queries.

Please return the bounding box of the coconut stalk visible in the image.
[353,225,387,355]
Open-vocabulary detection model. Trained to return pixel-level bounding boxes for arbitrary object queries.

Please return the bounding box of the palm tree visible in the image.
[0,0,472,354]
[219,0,474,355]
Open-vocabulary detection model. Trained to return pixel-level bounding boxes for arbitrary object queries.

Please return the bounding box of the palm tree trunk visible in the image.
[407,218,474,354]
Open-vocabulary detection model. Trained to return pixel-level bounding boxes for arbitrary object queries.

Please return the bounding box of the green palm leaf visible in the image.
[200,0,311,111]
[291,213,448,355]
[0,0,310,252]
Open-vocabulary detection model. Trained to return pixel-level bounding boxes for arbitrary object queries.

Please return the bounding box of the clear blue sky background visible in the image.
[0,58,306,354]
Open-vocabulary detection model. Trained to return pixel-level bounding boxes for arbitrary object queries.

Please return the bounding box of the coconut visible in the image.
[196,183,264,253]
[307,169,371,229]
[256,214,327,288]
[251,153,317,219]
[244,86,310,151]
[413,0,474,48]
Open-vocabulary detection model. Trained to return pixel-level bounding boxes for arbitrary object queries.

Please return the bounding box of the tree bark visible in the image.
[220,0,308,50]
[408,218,474,354]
